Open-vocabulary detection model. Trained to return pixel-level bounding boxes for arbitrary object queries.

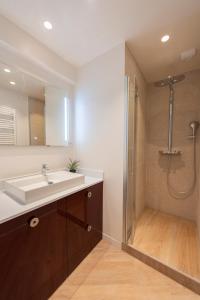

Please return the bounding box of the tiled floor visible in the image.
[132,208,200,280]
[50,240,199,299]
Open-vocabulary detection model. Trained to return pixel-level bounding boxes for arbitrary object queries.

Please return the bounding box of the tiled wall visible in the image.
[146,69,200,221]
[198,192,200,239]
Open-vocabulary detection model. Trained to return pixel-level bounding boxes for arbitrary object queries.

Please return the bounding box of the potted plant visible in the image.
[67,158,80,173]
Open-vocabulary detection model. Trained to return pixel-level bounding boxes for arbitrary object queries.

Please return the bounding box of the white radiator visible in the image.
[0,106,16,145]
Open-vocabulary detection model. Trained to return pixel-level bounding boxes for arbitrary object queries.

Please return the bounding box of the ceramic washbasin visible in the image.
[4,171,85,204]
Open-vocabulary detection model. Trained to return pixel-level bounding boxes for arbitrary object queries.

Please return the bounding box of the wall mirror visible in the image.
[0,60,70,147]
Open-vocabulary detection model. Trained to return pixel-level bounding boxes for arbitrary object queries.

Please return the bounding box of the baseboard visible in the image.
[103,233,122,248]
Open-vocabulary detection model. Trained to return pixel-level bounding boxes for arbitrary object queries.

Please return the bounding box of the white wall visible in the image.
[0,87,29,145]
[0,145,73,180]
[74,44,125,243]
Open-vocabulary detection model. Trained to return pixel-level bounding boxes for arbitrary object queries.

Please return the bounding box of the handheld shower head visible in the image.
[189,121,200,137]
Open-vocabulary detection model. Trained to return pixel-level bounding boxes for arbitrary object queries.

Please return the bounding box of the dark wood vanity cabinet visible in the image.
[0,202,68,300]
[0,182,103,300]
[66,182,103,274]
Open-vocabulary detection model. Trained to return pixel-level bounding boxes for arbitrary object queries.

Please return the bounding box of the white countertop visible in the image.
[0,175,103,224]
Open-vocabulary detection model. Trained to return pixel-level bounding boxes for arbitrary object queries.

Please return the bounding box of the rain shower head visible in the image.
[154,74,185,87]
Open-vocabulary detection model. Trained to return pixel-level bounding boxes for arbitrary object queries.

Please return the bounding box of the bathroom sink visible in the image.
[4,171,85,204]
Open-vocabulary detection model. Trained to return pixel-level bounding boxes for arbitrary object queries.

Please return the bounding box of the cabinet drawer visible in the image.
[0,202,57,237]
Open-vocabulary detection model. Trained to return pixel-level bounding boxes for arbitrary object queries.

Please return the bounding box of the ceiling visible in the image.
[0,0,200,82]
[127,11,200,82]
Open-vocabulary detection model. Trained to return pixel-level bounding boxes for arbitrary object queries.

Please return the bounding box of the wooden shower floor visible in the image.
[131,208,200,280]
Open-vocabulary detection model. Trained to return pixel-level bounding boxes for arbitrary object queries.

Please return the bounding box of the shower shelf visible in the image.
[159,150,182,156]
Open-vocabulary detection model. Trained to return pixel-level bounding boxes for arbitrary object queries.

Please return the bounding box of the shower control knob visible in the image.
[29,217,40,228]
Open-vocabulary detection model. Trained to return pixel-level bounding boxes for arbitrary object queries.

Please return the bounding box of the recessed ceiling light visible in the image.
[161,35,170,43]
[9,81,16,85]
[4,68,11,73]
[43,21,53,30]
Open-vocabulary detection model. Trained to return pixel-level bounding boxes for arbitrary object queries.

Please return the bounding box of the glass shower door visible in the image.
[124,76,137,244]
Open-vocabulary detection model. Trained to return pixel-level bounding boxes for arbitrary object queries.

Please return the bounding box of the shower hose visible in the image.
[167,137,197,199]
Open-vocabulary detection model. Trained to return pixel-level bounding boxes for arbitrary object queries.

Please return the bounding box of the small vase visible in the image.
[70,169,76,173]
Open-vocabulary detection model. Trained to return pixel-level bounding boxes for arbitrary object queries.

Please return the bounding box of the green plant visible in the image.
[67,158,80,173]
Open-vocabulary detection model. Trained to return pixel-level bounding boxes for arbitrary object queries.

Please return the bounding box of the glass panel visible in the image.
[125,76,137,244]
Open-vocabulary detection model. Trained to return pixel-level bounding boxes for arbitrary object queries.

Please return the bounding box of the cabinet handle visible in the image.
[29,217,40,228]
[87,191,92,198]
[87,225,92,232]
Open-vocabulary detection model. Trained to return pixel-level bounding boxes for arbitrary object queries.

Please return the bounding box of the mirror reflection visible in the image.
[0,61,69,146]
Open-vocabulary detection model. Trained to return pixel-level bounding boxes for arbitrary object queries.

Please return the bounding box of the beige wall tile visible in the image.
[146,69,200,222]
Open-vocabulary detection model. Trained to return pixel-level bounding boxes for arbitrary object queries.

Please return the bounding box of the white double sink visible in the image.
[4,171,85,205]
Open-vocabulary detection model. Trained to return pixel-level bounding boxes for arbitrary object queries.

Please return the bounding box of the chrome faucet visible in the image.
[41,164,49,177]
[41,164,53,185]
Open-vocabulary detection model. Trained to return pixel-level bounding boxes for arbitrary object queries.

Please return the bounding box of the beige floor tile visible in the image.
[132,208,200,280]
[50,240,199,300]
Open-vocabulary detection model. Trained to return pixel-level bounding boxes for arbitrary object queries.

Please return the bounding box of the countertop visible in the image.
[0,175,103,224]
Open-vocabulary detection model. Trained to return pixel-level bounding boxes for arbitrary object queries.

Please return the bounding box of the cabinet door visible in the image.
[86,182,103,248]
[0,202,67,300]
[66,183,103,274]
[66,189,90,273]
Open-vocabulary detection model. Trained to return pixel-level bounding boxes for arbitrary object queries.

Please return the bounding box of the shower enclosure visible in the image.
[123,69,200,293]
